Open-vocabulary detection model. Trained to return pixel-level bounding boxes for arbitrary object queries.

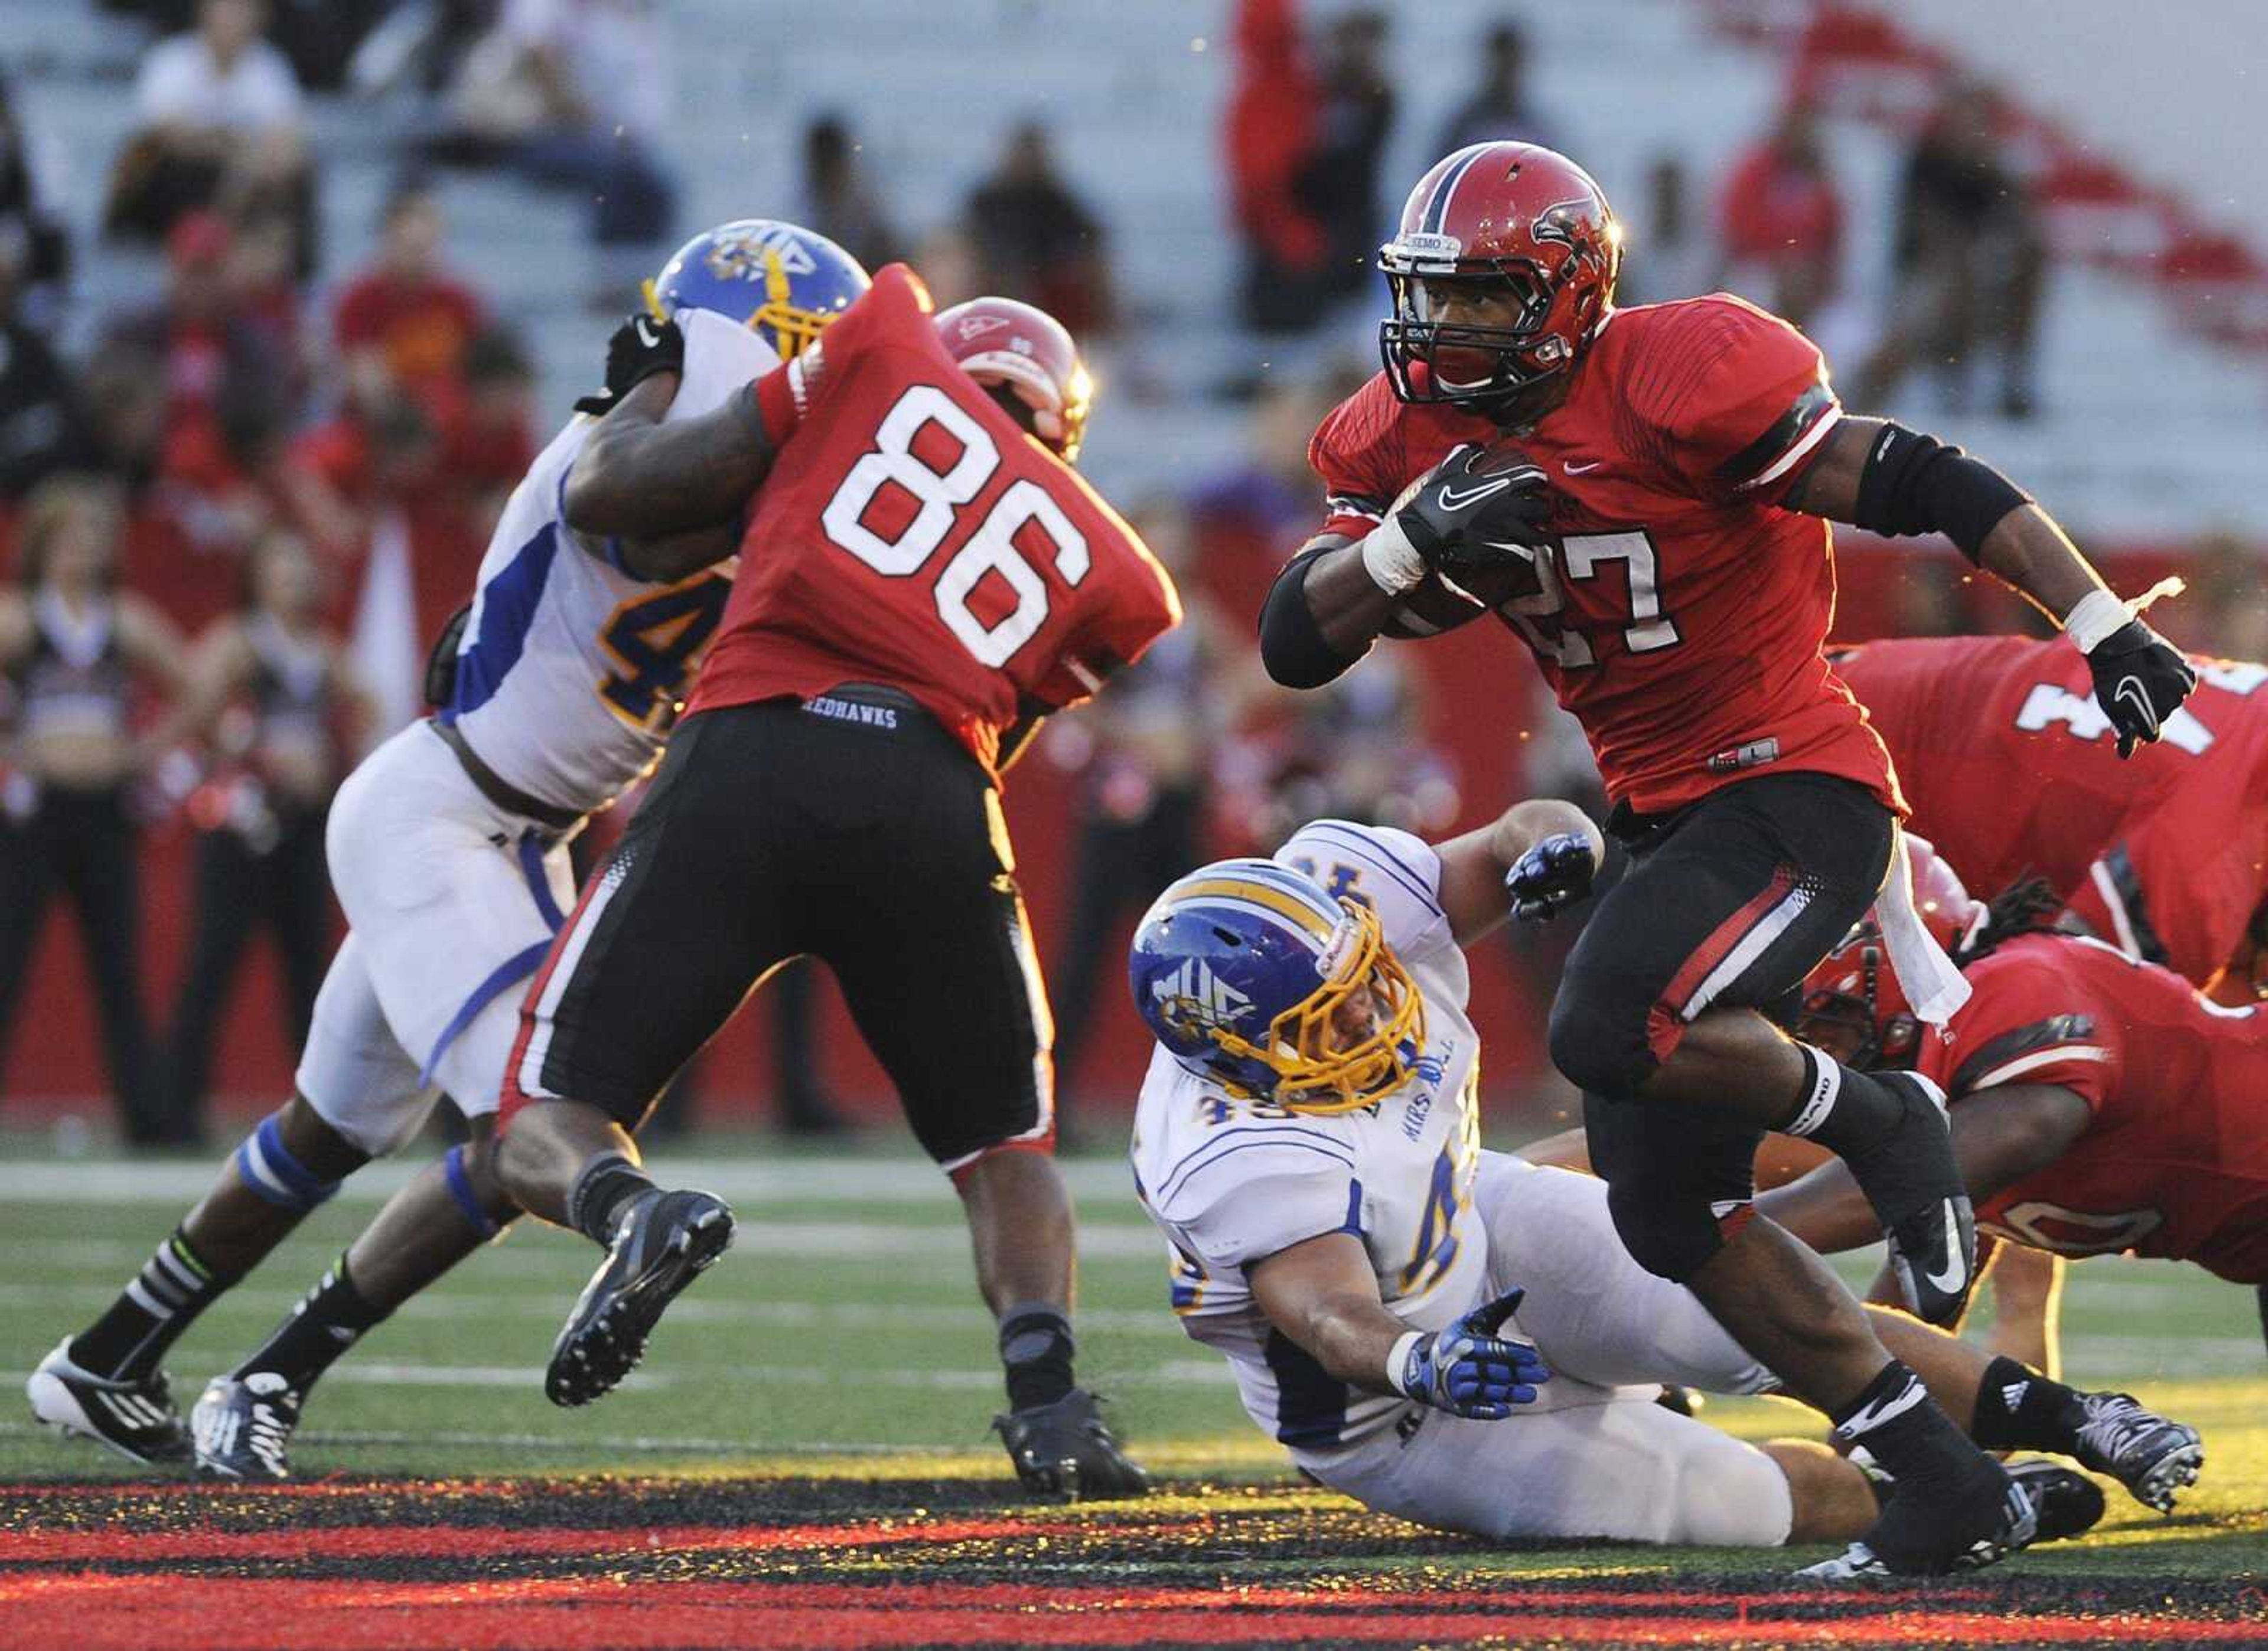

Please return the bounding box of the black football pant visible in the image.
[508,694,1053,1172]
[1550,772,1896,1281]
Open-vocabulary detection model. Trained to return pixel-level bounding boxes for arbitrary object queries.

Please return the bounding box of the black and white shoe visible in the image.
[2010,1459,2106,1544]
[546,1188,734,1408]
[1797,1460,2035,1581]
[2072,1391,2205,1513]
[26,1339,191,1466]
[1860,1071,1979,1326]
[992,1388,1150,1501]
[191,1372,301,1482]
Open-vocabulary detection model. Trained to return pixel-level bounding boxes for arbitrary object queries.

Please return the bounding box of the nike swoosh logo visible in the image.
[1436,479,1513,511]
[1924,1200,1969,1293]
[2113,676,2161,734]
[1840,1378,1929,1437]
[1563,460,1604,475]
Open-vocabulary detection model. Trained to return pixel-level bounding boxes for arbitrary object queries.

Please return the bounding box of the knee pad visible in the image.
[233,1113,344,1212]
[1547,973,1656,1099]
[1605,1176,1730,1283]
[444,1143,521,1240]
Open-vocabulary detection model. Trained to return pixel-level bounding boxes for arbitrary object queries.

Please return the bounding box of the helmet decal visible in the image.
[1148,957,1256,1039]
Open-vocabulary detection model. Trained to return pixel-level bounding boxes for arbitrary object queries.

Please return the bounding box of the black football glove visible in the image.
[573,311,686,416]
[1393,1288,1550,1420]
[1506,831,1598,923]
[2087,619,2198,758]
[1392,443,1553,590]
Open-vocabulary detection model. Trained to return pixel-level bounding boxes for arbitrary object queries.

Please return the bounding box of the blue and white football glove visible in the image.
[1506,831,1598,923]
[1392,1288,1550,1420]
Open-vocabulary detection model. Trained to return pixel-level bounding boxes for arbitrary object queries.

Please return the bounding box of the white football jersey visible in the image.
[439,308,778,817]
[1130,820,1488,1451]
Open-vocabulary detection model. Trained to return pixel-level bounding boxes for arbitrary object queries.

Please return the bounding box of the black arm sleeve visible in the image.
[1850,423,2032,563]
[1258,546,1364,689]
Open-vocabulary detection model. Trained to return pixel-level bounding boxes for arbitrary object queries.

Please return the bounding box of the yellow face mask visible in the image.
[1208,902,1427,1115]
[643,250,841,361]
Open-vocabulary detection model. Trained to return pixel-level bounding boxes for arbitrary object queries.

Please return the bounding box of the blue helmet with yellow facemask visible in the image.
[1129,857,1426,1114]
[646,219,869,361]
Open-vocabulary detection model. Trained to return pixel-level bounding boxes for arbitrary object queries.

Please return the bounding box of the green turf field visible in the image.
[3,1140,2264,1647]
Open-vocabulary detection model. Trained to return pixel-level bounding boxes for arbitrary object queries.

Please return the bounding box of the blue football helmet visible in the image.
[646,219,869,361]
[1129,857,1425,1114]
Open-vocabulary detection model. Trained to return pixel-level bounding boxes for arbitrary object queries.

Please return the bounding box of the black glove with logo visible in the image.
[573,312,686,416]
[1391,442,1554,591]
[1506,831,1598,922]
[2087,619,2198,758]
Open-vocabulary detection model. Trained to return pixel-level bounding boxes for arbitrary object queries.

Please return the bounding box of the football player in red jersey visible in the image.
[493,267,1181,1497]
[1762,842,2229,1514]
[1838,635,2268,1001]
[1837,634,2268,1377]
[1257,140,2199,1576]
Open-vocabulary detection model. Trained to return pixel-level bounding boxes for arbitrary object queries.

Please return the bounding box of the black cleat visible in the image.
[1799,1454,2034,1580]
[1858,1071,1979,1326]
[26,1339,191,1466]
[2072,1391,2205,1513]
[992,1388,1150,1501]
[545,1188,734,1408]
[2009,1458,2106,1543]
[191,1372,301,1482]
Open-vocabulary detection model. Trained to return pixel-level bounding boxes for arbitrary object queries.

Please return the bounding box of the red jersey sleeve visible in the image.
[1920,945,2122,1112]
[1619,294,1841,504]
[1307,372,1412,538]
[1027,505,1184,710]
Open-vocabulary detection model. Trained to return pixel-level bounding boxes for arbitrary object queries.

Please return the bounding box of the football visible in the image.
[1384,441,1552,635]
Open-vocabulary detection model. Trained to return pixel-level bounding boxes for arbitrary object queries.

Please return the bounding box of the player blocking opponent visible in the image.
[27,221,867,1477]
[1126,811,2198,1571]
[494,264,1181,1499]
[1256,141,2199,1571]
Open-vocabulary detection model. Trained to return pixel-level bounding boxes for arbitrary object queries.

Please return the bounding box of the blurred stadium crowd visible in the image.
[0,0,2262,1148]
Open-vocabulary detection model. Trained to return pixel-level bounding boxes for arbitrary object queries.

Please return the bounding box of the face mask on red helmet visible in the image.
[1377,141,1622,420]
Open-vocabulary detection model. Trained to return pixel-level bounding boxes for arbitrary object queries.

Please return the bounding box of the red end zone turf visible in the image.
[3,1478,2262,1651]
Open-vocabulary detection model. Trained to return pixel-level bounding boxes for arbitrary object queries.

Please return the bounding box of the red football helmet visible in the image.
[1378,141,1622,417]
[934,296,1092,462]
[1800,836,1983,1069]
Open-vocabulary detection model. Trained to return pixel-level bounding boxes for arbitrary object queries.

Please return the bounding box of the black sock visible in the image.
[233,1254,389,1394]
[568,1154,655,1247]
[1779,1044,1907,1160]
[1829,1360,1986,1487]
[70,1228,236,1381]
[999,1304,1075,1411]
[1969,1355,2088,1453]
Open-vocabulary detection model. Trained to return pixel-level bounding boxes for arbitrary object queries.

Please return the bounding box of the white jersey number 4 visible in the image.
[821,384,1090,668]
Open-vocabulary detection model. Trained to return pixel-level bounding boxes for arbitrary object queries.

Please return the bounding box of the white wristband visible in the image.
[1386,1330,1424,1398]
[2063,588,2130,654]
[1359,516,1429,596]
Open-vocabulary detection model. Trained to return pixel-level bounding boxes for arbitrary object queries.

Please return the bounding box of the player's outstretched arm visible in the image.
[563,373,780,546]
[1248,1233,1546,1419]
[1787,416,2197,756]
[1757,1082,2089,1254]
[1432,798,1602,945]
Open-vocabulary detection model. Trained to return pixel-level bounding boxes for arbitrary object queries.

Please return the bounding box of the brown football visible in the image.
[1384,441,1549,635]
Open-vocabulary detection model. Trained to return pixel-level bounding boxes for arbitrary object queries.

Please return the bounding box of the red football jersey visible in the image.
[1840,635,2268,987]
[690,266,1182,776]
[1310,292,1897,816]
[1916,932,2268,1282]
